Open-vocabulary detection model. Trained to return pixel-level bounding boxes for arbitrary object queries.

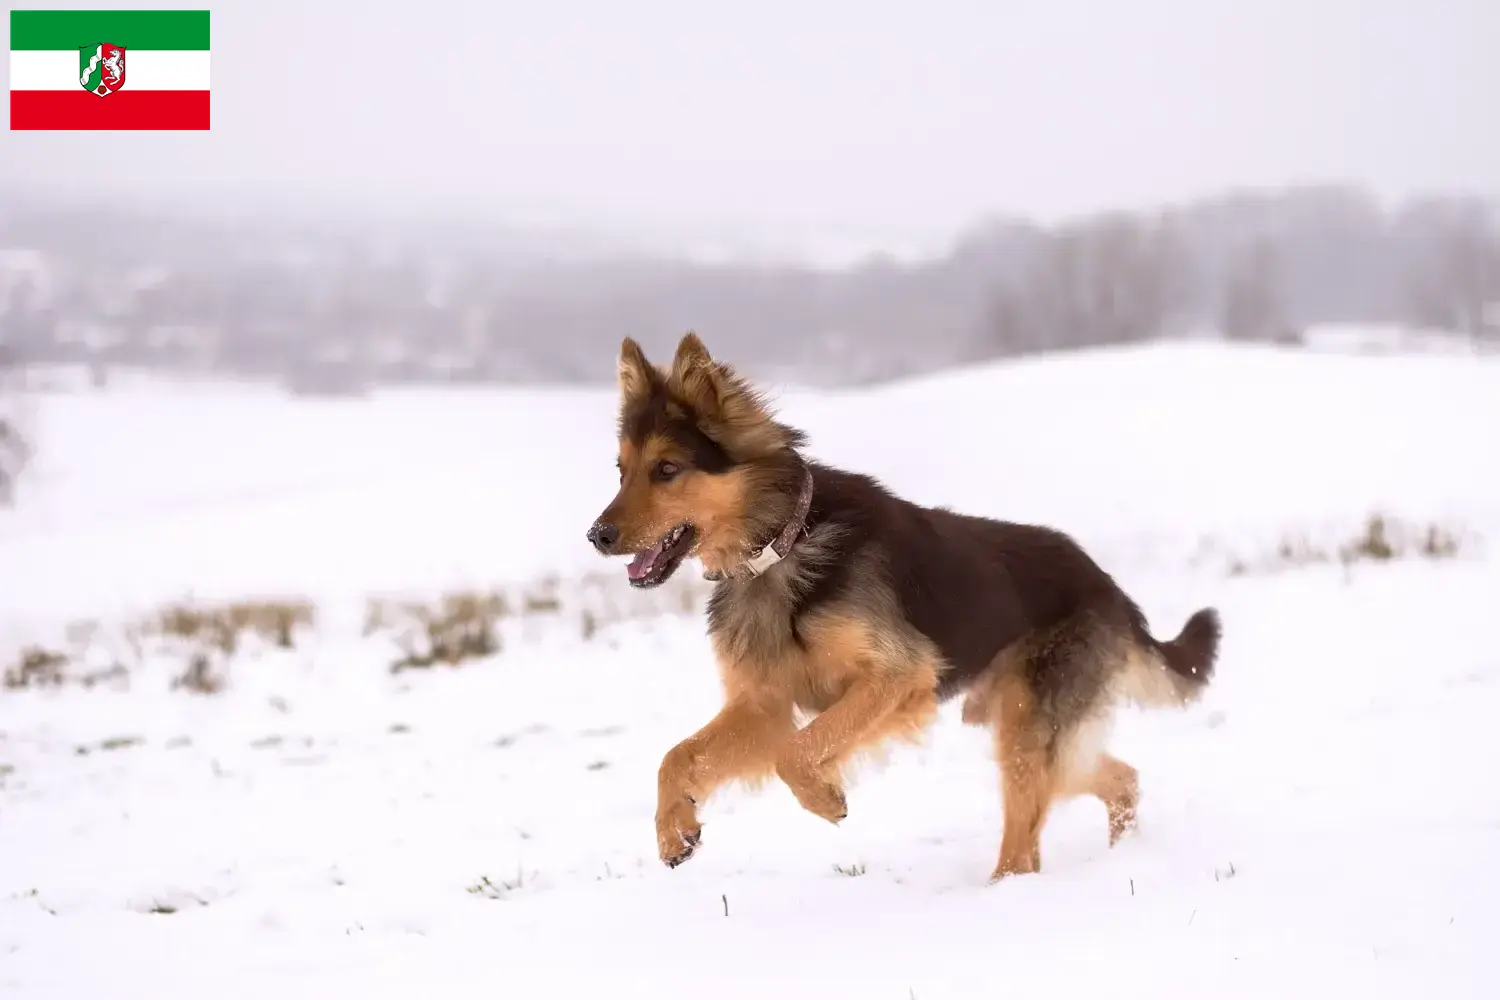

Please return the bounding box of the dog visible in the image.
[587,332,1220,881]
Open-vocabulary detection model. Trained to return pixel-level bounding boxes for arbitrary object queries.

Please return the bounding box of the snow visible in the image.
[2,338,1498,998]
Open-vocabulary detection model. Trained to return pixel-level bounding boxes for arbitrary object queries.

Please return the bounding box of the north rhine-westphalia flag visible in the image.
[10,9,210,130]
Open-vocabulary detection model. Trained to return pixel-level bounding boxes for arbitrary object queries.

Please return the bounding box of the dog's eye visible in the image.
[653,460,681,482]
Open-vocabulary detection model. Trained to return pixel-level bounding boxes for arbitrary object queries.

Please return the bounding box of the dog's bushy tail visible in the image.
[1120,608,1221,709]
[1160,608,1221,690]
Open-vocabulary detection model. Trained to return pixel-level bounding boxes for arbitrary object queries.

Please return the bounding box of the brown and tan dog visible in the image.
[587,332,1220,881]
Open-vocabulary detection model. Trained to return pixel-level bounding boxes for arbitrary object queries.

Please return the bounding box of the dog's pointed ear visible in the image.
[669,331,722,413]
[617,337,654,400]
[660,330,803,458]
[671,332,712,376]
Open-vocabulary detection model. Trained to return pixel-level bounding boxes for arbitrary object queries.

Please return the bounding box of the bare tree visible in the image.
[1401,197,1500,343]
[1222,241,1297,344]
[984,212,1190,355]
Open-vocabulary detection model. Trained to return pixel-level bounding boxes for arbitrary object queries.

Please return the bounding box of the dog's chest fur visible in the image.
[707,570,801,661]
[701,524,860,709]
[699,522,929,713]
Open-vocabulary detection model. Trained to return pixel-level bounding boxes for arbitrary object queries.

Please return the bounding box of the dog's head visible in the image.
[587,332,805,587]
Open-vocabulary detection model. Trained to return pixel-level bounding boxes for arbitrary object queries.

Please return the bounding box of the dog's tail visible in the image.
[1119,607,1221,709]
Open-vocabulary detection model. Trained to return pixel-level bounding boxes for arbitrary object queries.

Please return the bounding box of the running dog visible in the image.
[586,332,1220,881]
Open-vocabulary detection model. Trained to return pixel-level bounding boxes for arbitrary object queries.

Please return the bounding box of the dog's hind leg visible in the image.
[1086,753,1140,846]
[990,672,1055,880]
[656,698,795,868]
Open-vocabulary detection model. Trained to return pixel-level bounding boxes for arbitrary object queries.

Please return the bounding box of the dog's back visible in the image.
[808,464,1218,709]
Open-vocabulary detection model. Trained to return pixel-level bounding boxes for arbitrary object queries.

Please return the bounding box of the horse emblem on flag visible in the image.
[78,43,127,97]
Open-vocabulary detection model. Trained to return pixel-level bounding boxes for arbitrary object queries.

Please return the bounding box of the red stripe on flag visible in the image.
[10,90,210,130]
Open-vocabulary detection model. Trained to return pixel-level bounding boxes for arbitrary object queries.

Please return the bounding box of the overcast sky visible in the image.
[3,0,1497,262]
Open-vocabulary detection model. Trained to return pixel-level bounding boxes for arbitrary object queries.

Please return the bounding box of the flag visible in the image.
[9,9,210,130]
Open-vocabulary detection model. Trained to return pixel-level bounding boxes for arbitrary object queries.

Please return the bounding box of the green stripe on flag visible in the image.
[9,9,210,51]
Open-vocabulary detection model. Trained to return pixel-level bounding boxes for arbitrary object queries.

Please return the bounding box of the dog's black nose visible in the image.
[587,522,620,554]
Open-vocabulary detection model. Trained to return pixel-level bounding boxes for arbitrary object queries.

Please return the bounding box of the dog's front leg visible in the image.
[773,676,917,824]
[656,697,794,868]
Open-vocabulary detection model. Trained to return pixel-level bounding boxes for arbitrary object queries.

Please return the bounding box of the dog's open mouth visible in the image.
[627,523,696,588]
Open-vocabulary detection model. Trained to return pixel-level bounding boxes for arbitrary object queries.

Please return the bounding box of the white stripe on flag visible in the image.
[9,49,210,91]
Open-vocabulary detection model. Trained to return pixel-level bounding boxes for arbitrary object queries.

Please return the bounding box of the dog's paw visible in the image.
[776,756,848,825]
[656,800,703,869]
[793,780,848,825]
[988,855,1040,883]
[661,826,701,869]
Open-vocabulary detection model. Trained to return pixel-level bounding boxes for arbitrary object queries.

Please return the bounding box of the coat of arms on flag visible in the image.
[79,43,128,97]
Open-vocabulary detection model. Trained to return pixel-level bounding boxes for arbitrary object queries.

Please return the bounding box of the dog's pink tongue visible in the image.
[627,541,664,581]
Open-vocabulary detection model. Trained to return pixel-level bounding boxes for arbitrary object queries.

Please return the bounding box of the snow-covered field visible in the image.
[2,339,1498,998]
